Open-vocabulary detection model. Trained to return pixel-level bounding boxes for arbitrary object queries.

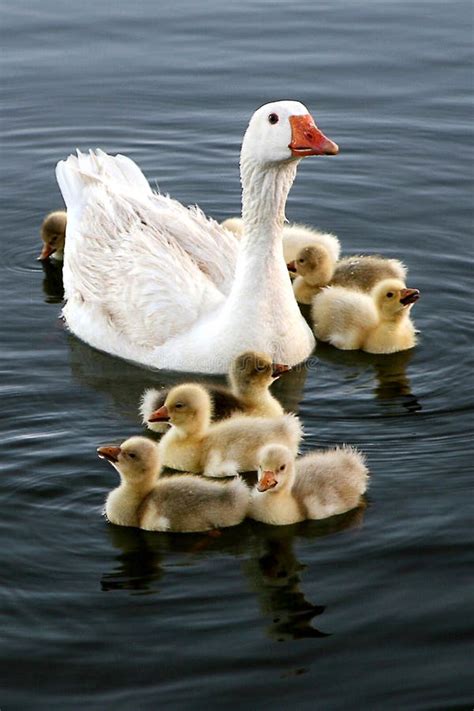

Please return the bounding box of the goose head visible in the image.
[229,350,290,396]
[372,279,420,320]
[241,100,338,166]
[97,436,159,484]
[288,244,336,286]
[256,444,295,493]
[38,210,67,261]
[148,383,212,435]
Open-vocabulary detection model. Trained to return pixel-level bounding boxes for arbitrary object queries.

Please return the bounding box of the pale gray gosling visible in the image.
[311,278,420,354]
[221,216,340,264]
[98,436,249,532]
[141,350,288,433]
[248,444,369,525]
[148,384,302,477]
[38,210,67,261]
[288,249,407,305]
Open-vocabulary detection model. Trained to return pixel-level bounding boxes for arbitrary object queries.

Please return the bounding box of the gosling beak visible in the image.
[37,243,55,261]
[272,363,291,379]
[148,405,170,423]
[399,288,420,306]
[289,115,339,157]
[257,470,278,492]
[287,260,297,273]
[97,445,121,463]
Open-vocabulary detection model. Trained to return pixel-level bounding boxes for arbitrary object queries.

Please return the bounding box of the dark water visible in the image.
[1,0,473,708]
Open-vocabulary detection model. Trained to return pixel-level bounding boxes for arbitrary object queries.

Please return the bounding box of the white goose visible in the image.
[56,101,338,373]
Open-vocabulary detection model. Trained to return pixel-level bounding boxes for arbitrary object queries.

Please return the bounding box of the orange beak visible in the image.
[148,405,170,423]
[289,115,339,157]
[97,445,122,463]
[257,470,278,492]
[272,363,291,379]
[37,243,55,261]
[399,288,420,306]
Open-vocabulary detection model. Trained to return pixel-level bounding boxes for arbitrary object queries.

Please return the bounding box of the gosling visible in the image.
[248,444,369,525]
[311,278,420,354]
[148,384,302,477]
[98,436,249,532]
[37,210,67,261]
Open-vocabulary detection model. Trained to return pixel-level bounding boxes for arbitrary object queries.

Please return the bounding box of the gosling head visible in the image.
[287,244,335,286]
[372,279,420,320]
[38,210,67,261]
[256,444,295,493]
[229,351,290,395]
[97,436,160,484]
[148,383,212,434]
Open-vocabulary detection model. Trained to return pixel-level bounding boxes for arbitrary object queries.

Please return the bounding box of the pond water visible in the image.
[1,0,472,708]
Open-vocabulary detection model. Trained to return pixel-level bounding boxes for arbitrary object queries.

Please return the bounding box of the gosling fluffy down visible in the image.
[248,444,369,525]
[148,383,302,477]
[311,278,420,354]
[98,436,249,532]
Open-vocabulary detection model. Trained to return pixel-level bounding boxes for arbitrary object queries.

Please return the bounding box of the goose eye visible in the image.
[268,113,279,125]
[386,292,394,298]
[298,258,305,263]
[128,452,136,459]
[174,402,184,409]
[280,464,286,471]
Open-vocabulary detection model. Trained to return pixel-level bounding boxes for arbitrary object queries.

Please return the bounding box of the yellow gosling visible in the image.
[148,384,302,477]
[311,278,420,354]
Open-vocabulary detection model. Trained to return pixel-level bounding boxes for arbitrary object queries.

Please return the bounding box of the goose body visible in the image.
[248,444,369,525]
[148,383,302,477]
[141,350,287,433]
[98,436,249,532]
[311,278,420,353]
[55,101,338,373]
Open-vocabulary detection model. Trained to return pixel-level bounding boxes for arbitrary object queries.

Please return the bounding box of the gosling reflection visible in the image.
[315,340,422,412]
[41,258,64,303]
[244,532,328,641]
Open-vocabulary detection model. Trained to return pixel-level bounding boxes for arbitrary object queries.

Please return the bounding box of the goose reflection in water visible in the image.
[315,340,422,413]
[100,504,366,642]
[41,259,64,304]
[66,333,309,426]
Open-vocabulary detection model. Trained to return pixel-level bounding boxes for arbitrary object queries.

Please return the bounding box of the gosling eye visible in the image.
[298,258,305,264]
[279,464,286,471]
[386,292,394,298]
[268,113,279,125]
[174,402,185,409]
[127,452,137,459]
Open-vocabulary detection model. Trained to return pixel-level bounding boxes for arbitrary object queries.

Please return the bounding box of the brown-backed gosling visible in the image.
[311,278,420,354]
[148,383,302,477]
[141,350,289,434]
[248,444,369,525]
[98,436,249,532]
